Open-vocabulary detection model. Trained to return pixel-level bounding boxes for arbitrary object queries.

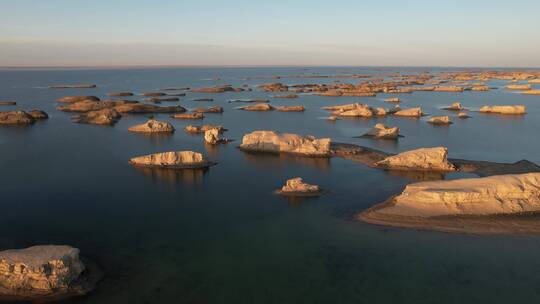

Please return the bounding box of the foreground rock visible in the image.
[56,96,100,103]
[276,177,321,196]
[363,123,400,139]
[479,105,526,115]
[238,104,274,111]
[0,111,36,125]
[128,119,175,133]
[184,125,226,134]
[375,147,455,171]
[427,116,452,125]
[240,131,331,157]
[129,151,214,169]
[72,108,121,125]
[0,245,99,300]
[458,112,470,119]
[358,173,540,234]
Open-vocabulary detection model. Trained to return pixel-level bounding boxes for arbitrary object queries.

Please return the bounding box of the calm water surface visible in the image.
[1,67,540,304]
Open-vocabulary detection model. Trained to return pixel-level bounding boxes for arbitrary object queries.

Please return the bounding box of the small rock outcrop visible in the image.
[204,129,229,144]
[129,151,213,169]
[142,92,166,97]
[0,111,35,125]
[0,245,92,298]
[276,106,305,112]
[171,113,204,119]
[443,102,464,111]
[522,90,540,95]
[479,105,526,115]
[273,94,298,99]
[393,107,423,117]
[72,108,121,125]
[184,125,226,134]
[506,84,531,90]
[277,177,321,196]
[375,147,455,171]
[193,106,223,113]
[28,110,49,120]
[329,103,373,117]
[238,104,274,111]
[107,92,133,97]
[384,97,400,103]
[240,131,331,157]
[192,85,243,93]
[144,97,179,103]
[56,96,100,103]
[458,112,470,119]
[427,116,452,125]
[49,84,96,89]
[128,119,175,133]
[364,123,400,139]
[0,101,16,106]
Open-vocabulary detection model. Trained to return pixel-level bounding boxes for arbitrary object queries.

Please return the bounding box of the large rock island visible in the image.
[240,131,331,157]
[358,173,540,234]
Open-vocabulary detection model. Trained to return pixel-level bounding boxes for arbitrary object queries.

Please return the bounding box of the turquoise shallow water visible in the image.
[1,67,540,304]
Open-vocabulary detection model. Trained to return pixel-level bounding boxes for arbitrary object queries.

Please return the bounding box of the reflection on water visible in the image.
[279,194,320,206]
[134,166,209,185]
[131,132,175,145]
[241,151,331,171]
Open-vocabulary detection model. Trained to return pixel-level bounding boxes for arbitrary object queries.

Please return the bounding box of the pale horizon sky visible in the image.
[1,0,539,67]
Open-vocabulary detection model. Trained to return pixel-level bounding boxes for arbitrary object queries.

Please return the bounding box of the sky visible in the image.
[0,0,539,67]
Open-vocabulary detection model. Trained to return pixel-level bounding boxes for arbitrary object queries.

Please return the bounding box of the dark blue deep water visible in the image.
[1,67,540,304]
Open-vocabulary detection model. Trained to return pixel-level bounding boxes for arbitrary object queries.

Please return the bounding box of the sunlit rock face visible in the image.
[280,177,321,194]
[240,131,331,157]
[375,147,455,171]
[479,105,526,114]
[129,151,210,168]
[393,107,423,117]
[128,119,175,133]
[375,173,540,217]
[364,123,400,139]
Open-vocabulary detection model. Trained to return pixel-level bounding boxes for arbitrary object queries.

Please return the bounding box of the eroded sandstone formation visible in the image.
[56,96,100,103]
[0,111,36,125]
[375,147,455,171]
[192,106,223,113]
[276,106,305,112]
[170,113,204,119]
[427,116,452,125]
[129,151,213,169]
[364,123,400,139]
[443,102,464,111]
[393,107,423,117]
[479,105,526,115]
[277,177,321,196]
[238,104,274,111]
[184,125,226,134]
[128,119,175,133]
[240,131,331,157]
[72,108,121,125]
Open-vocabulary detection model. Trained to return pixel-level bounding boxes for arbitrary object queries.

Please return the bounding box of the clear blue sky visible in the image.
[1,0,539,67]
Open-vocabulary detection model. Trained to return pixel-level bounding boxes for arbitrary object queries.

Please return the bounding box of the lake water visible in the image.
[1,67,540,304]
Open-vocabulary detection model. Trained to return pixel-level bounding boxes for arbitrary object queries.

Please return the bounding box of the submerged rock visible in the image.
[129,151,213,169]
[479,105,526,115]
[277,177,321,196]
[128,119,175,133]
[240,131,331,157]
[393,107,423,117]
[427,116,452,125]
[238,103,274,111]
[0,245,95,299]
[443,102,464,111]
[56,96,100,103]
[0,111,35,125]
[72,108,121,125]
[171,113,204,119]
[192,98,214,102]
[375,147,455,171]
[364,123,400,139]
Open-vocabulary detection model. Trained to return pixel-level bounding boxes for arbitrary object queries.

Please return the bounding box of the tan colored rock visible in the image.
[171,113,204,119]
[273,94,298,99]
[384,97,400,103]
[375,147,455,171]
[114,103,185,114]
[240,131,331,157]
[0,111,35,125]
[72,108,121,125]
[278,177,321,195]
[394,107,423,117]
[192,106,223,113]
[142,92,166,97]
[204,128,229,144]
[443,102,464,111]
[28,110,48,120]
[56,96,100,103]
[528,79,540,84]
[471,85,490,91]
[239,103,274,111]
[479,105,526,115]
[129,151,212,168]
[434,86,464,92]
[522,90,540,95]
[276,106,305,112]
[506,84,531,90]
[144,97,179,103]
[0,245,85,296]
[0,101,16,106]
[49,84,96,89]
[192,85,243,93]
[57,100,135,112]
[364,123,399,139]
[128,119,175,133]
[322,103,359,111]
[333,104,373,117]
[458,112,470,119]
[184,125,226,134]
[373,107,388,116]
[373,173,540,217]
[258,82,289,92]
[326,116,338,121]
[107,92,133,97]
[427,116,452,125]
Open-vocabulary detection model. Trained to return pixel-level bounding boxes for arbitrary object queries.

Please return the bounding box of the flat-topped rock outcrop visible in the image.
[49,84,96,89]
[192,85,243,93]
[479,105,526,115]
[171,113,204,119]
[375,147,455,171]
[56,96,100,103]
[506,84,531,90]
[0,101,16,106]
[193,106,223,113]
[276,106,305,112]
[393,107,424,117]
[184,125,226,134]
[57,100,136,112]
[276,177,321,196]
[443,102,464,111]
[114,103,185,114]
[238,104,274,111]
[107,92,133,97]
[427,116,452,125]
[144,97,179,103]
[522,90,540,95]
[358,173,540,234]
[384,97,400,103]
[129,151,214,169]
[240,131,331,157]
[28,110,49,120]
[128,119,175,133]
[0,111,36,125]
[364,123,400,139]
[0,245,99,300]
